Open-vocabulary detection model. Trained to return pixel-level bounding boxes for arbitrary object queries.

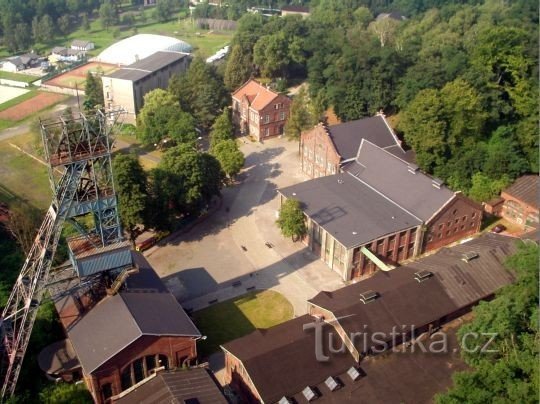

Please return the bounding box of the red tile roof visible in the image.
[231,79,280,111]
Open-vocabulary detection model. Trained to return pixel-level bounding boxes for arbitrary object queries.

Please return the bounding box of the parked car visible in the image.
[491,224,507,233]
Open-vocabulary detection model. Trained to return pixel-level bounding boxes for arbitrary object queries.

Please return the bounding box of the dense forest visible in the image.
[224,0,538,201]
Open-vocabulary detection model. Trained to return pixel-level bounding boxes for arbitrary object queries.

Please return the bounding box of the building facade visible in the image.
[280,140,483,281]
[500,175,539,229]
[102,51,190,125]
[300,114,408,179]
[231,79,291,141]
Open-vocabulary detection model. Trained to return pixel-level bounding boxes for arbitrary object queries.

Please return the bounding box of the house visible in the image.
[71,40,95,52]
[113,367,227,403]
[50,47,85,63]
[279,140,483,280]
[222,233,516,403]
[102,51,191,125]
[300,113,412,179]
[231,79,291,141]
[281,5,310,18]
[1,53,39,72]
[41,252,201,403]
[498,175,539,229]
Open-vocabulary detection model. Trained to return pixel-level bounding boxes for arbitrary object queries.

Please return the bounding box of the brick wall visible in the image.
[300,124,341,178]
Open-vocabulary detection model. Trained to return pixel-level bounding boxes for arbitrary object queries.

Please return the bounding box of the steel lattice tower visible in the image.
[0,109,131,398]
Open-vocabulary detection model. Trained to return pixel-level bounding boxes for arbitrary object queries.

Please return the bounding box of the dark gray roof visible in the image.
[279,173,421,248]
[116,368,227,404]
[63,253,200,374]
[310,233,516,312]
[51,46,67,55]
[327,115,403,161]
[222,315,356,403]
[347,139,455,222]
[106,51,187,82]
[503,175,539,208]
[71,39,92,47]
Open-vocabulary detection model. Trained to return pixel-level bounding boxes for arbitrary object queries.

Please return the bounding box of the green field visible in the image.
[0,8,233,60]
[193,290,294,358]
[0,133,51,209]
[0,71,38,83]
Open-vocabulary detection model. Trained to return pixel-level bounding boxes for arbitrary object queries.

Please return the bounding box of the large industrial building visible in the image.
[102,51,191,125]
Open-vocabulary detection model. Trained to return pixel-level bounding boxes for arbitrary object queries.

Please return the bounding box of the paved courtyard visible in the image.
[146,136,345,316]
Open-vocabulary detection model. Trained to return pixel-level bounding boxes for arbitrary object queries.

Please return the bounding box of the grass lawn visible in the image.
[0,71,39,83]
[193,290,294,358]
[0,9,233,60]
[0,89,38,112]
[0,133,51,210]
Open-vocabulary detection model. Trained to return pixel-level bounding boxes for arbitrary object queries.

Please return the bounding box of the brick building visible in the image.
[221,234,516,403]
[279,140,482,280]
[231,79,291,141]
[496,175,538,229]
[45,253,201,403]
[300,114,410,178]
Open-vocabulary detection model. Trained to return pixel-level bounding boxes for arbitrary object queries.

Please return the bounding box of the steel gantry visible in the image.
[0,109,126,398]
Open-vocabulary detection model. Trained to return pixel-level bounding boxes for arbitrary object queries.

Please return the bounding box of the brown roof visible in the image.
[292,325,467,404]
[502,175,539,209]
[116,368,227,404]
[222,315,356,403]
[231,79,281,111]
[38,339,80,375]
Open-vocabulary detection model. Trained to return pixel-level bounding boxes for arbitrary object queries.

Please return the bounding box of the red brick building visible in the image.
[500,176,539,229]
[45,253,201,403]
[231,79,291,142]
[279,140,482,280]
[300,114,412,179]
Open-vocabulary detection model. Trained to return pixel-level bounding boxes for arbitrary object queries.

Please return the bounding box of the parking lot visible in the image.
[146,136,345,315]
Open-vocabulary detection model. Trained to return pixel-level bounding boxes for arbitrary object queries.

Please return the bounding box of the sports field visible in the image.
[0,92,66,121]
[44,62,118,89]
[0,85,29,105]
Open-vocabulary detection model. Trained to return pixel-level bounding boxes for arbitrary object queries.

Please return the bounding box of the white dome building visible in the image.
[96,34,192,65]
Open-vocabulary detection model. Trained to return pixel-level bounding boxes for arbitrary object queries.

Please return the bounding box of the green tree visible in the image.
[13,23,32,51]
[276,198,307,241]
[113,154,148,241]
[39,382,92,404]
[212,139,244,180]
[83,71,104,112]
[468,172,510,203]
[169,58,228,128]
[57,14,71,36]
[285,87,317,140]
[224,44,252,91]
[81,12,90,31]
[154,0,173,22]
[209,109,233,151]
[38,14,55,43]
[150,144,222,225]
[436,242,539,404]
[99,0,117,30]
[136,89,177,145]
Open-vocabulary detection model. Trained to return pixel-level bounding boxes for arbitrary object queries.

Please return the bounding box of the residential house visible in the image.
[71,40,95,52]
[496,175,539,229]
[281,5,310,18]
[102,51,191,125]
[279,140,482,280]
[300,113,412,179]
[222,233,516,403]
[231,79,291,141]
[1,53,39,72]
[50,47,85,63]
[41,253,201,403]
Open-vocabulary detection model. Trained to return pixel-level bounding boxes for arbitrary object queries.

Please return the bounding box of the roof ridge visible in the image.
[346,171,423,222]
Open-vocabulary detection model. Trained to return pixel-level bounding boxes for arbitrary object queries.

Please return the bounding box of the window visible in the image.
[438,223,444,230]
[455,218,459,224]
[470,221,475,227]
[460,225,465,230]
[446,230,451,236]
[264,127,269,136]
[264,114,270,123]
[471,212,476,218]
[427,234,433,242]
[279,125,284,134]
[438,233,442,239]
[452,209,457,215]
[279,111,286,120]
[101,383,113,401]
[462,216,467,221]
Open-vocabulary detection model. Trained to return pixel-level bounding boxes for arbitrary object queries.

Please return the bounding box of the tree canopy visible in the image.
[276,198,307,241]
[209,109,234,152]
[211,139,245,179]
[83,71,104,112]
[112,154,148,241]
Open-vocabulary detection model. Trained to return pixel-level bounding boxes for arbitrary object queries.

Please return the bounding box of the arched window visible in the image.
[120,354,170,391]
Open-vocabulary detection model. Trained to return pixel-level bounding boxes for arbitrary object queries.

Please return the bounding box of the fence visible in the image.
[195,18,237,31]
